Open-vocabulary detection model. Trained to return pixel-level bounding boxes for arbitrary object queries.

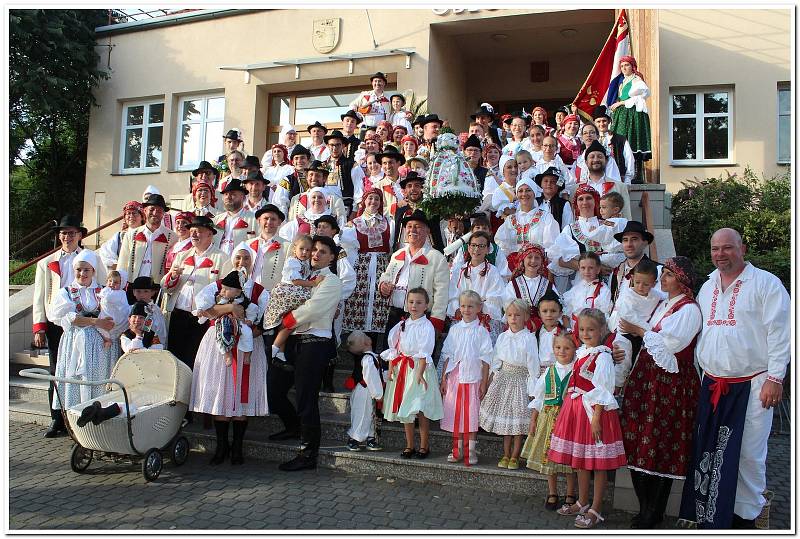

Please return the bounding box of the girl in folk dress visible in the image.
[439,291,493,466]
[536,289,566,377]
[342,189,393,340]
[479,299,539,470]
[262,235,320,363]
[548,308,627,529]
[447,231,506,344]
[503,243,559,331]
[521,331,578,510]
[381,288,444,459]
[562,252,612,329]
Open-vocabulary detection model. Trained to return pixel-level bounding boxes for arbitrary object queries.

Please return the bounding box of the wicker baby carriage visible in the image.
[20,349,193,482]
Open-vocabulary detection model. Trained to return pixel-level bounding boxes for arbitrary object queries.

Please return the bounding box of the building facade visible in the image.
[84,8,791,236]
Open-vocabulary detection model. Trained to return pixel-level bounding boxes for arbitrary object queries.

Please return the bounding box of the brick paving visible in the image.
[8,420,791,530]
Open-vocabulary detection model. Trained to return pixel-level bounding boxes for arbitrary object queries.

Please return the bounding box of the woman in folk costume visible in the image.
[439,290,493,466]
[191,242,270,466]
[547,184,621,292]
[548,308,627,528]
[619,257,702,529]
[446,230,505,344]
[482,143,502,180]
[190,181,218,218]
[530,106,556,138]
[262,144,295,192]
[262,124,298,167]
[521,124,546,163]
[490,155,519,219]
[558,114,583,169]
[341,189,394,339]
[398,135,419,170]
[98,200,144,271]
[278,187,341,243]
[503,242,559,331]
[609,56,652,182]
[164,211,195,276]
[494,176,560,257]
[353,132,383,167]
[501,112,531,157]
[50,250,127,411]
[480,299,539,470]
[381,288,444,459]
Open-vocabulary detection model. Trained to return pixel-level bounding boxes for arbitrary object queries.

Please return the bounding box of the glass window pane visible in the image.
[778,116,790,161]
[270,96,291,126]
[182,99,202,122]
[672,118,696,160]
[295,91,361,125]
[704,117,728,159]
[207,97,225,120]
[704,92,728,114]
[672,94,695,115]
[778,88,790,114]
[204,121,224,162]
[123,128,142,169]
[146,126,163,168]
[148,103,164,124]
[180,124,202,167]
[126,105,144,126]
[298,135,314,147]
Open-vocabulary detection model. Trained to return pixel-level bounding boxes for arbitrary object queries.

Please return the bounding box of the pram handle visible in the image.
[18,368,128,392]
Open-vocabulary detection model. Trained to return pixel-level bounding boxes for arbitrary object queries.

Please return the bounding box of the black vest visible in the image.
[123,329,156,348]
[536,195,568,228]
[351,351,385,387]
[345,134,360,161]
[330,156,355,213]
[473,166,488,194]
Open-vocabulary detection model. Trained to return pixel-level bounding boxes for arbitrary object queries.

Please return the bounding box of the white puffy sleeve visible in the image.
[98,231,122,269]
[493,245,510,279]
[439,331,455,369]
[493,219,516,256]
[623,77,650,113]
[595,284,613,318]
[490,333,506,372]
[547,225,579,277]
[478,326,493,365]
[278,219,299,243]
[121,334,141,353]
[538,212,561,250]
[446,267,462,318]
[642,302,702,374]
[244,301,260,323]
[482,267,506,321]
[525,333,540,395]
[50,288,77,329]
[409,322,436,366]
[103,290,131,340]
[362,355,384,400]
[337,256,357,300]
[528,369,548,411]
[380,321,402,362]
[491,184,514,214]
[582,352,619,420]
[194,281,219,312]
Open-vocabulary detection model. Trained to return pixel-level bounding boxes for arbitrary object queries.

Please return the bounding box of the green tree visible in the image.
[9,9,111,257]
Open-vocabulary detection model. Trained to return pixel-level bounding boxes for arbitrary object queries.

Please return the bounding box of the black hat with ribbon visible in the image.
[53,215,88,237]
[613,220,654,244]
[188,215,217,235]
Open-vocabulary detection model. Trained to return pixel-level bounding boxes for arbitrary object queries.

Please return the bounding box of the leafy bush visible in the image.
[670,167,790,292]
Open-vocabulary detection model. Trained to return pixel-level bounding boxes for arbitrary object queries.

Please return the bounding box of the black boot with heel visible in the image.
[210,420,230,465]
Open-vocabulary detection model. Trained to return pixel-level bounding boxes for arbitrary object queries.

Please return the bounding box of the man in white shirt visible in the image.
[213,178,258,256]
[117,193,177,299]
[679,228,789,529]
[278,236,343,472]
[593,105,635,184]
[242,170,270,214]
[306,121,331,162]
[577,140,632,220]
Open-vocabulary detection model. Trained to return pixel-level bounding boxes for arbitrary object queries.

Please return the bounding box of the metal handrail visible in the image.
[10,220,58,251]
[9,215,124,278]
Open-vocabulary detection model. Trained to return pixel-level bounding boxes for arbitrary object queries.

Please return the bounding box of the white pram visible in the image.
[20,349,192,482]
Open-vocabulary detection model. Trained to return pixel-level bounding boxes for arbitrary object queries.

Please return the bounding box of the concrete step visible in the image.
[10,350,49,369]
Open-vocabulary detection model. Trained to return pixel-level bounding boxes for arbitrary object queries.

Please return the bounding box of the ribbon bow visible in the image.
[390,355,415,413]
[266,240,281,253]
[395,251,428,265]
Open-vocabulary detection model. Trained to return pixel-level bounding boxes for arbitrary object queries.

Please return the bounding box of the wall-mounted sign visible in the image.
[313,18,341,54]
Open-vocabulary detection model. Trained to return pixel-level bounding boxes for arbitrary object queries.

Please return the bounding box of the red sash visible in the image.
[390,355,415,413]
[707,371,765,412]
[452,382,473,466]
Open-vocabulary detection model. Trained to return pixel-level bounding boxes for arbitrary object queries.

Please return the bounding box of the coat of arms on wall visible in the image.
[313,18,340,54]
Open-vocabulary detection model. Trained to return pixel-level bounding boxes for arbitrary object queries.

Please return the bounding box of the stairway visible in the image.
[8,368,612,502]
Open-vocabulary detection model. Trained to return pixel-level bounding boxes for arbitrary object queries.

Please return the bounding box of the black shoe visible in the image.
[347,438,363,451]
[92,403,121,426]
[366,437,382,451]
[230,421,247,465]
[732,514,757,529]
[43,419,66,438]
[268,428,301,441]
[77,402,101,428]
[278,453,317,471]
[415,447,430,459]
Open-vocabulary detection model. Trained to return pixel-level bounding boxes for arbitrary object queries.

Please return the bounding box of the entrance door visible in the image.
[488,98,574,125]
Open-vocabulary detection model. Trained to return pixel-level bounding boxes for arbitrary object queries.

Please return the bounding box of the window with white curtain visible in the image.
[120,100,164,172]
[669,87,733,165]
[175,94,225,170]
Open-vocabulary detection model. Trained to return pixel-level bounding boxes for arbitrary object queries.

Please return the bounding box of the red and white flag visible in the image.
[572,10,631,122]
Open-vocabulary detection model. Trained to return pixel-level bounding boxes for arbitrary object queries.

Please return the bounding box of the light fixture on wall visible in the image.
[560,28,578,38]
[491,33,508,42]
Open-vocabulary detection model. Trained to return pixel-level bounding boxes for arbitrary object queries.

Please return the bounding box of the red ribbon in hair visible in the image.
[192,181,217,207]
[508,242,550,281]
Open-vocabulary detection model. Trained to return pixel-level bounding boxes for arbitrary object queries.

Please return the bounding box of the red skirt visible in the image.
[620,346,700,478]
[547,393,627,471]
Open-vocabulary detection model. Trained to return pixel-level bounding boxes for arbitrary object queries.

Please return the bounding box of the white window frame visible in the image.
[174,93,225,171]
[669,86,734,166]
[777,84,791,165]
[119,99,164,173]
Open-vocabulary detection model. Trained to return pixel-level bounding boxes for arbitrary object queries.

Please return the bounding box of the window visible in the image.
[176,94,225,170]
[669,87,733,164]
[267,85,396,147]
[120,101,164,172]
[778,84,790,164]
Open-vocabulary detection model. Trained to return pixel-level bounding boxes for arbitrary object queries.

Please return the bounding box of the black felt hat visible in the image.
[243,170,267,184]
[192,160,219,178]
[223,129,243,141]
[537,288,563,309]
[255,204,285,222]
[470,104,496,121]
[131,276,160,292]
[411,115,426,128]
[53,215,88,237]
[290,144,311,159]
[613,221,654,244]
[534,166,565,191]
[375,145,406,165]
[420,114,443,128]
[307,121,328,134]
[220,270,243,290]
[142,193,170,211]
[592,104,612,121]
[389,93,406,105]
[323,129,348,144]
[129,301,150,317]
[463,134,482,150]
[583,139,608,160]
[188,215,217,235]
[398,171,425,188]
[400,209,432,228]
[341,109,360,122]
[243,155,261,169]
[305,160,330,176]
[220,178,248,195]
[314,214,340,233]
[370,72,388,83]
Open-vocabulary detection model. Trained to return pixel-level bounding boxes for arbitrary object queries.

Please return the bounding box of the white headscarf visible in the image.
[499,155,517,181]
[71,249,99,288]
[305,187,331,220]
[279,124,297,142]
[231,241,257,271]
[515,177,537,193]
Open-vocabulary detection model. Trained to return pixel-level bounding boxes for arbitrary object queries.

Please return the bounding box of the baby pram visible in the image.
[20,349,192,481]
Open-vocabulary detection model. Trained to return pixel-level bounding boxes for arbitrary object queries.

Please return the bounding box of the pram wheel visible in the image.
[172,436,189,466]
[142,448,163,481]
[70,445,93,473]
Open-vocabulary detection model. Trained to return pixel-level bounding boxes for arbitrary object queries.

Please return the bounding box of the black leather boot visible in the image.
[209,420,230,465]
[92,403,122,425]
[634,474,660,529]
[230,420,247,465]
[279,426,319,471]
[650,476,674,527]
[629,469,649,528]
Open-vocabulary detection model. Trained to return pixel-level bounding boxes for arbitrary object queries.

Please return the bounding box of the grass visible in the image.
[10,259,36,286]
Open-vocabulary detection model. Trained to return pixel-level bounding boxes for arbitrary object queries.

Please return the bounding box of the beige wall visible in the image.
[658,9,791,192]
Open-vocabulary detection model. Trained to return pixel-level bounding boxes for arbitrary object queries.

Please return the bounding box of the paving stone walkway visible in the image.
[8,420,790,530]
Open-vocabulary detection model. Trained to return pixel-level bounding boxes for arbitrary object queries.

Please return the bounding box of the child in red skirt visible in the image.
[547,307,627,528]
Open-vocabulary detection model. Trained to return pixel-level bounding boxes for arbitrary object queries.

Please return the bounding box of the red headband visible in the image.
[563,114,580,125]
[508,242,550,280]
[356,187,386,217]
[400,135,418,148]
[175,211,195,223]
[192,181,218,206]
[663,257,694,299]
[123,200,144,215]
[619,55,645,81]
[572,184,601,218]
[271,144,289,162]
